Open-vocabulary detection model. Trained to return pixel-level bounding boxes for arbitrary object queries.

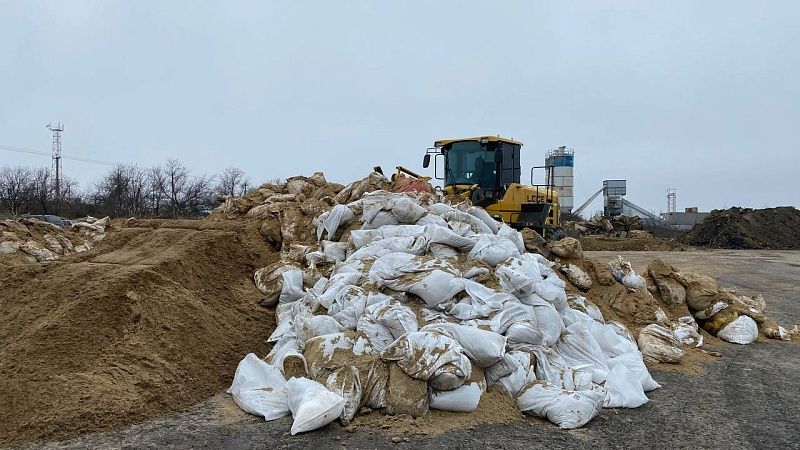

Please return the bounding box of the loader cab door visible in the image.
[443,140,498,190]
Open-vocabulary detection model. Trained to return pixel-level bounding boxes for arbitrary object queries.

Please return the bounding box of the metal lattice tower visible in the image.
[667,188,676,213]
[47,122,64,210]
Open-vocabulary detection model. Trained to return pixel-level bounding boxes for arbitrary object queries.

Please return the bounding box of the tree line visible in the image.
[0,159,250,219]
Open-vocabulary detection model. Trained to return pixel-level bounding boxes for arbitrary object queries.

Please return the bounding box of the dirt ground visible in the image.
[14,249,800,450]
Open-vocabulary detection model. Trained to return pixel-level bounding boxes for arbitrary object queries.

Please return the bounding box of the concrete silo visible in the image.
[545,146,574,215]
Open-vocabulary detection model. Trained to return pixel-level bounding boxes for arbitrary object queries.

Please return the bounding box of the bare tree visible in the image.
[160,159,214,217]
[0,166,34,216]
[32,167,52,215]
[215,167,249,198]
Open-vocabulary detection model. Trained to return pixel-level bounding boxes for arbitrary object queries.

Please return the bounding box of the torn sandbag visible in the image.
[316,204,355,241]
[560,264,592,291]
[324,366,362,424]
[266,336,308,378]
[286,377,346,435]
[548,237,583,259]
[385,362,429,417]
[441,210,494,234]
[637,324,684,363]
[228,353,290,421]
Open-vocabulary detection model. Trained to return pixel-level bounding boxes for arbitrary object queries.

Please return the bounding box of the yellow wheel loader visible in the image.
[422,136,560,236]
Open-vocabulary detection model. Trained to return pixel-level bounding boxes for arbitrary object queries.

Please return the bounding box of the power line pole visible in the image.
[46,122,64,214]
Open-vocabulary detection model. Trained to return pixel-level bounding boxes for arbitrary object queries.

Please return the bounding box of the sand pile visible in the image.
[0,217,278,446]
[681,206,800,249]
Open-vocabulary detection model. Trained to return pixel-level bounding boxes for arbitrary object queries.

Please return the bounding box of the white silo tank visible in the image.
[545,146,574,215]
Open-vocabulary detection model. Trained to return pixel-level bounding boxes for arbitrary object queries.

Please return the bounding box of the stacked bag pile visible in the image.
[229,178,664,434]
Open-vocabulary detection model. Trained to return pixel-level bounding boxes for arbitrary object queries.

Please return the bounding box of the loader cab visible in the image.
[424,136,522,206]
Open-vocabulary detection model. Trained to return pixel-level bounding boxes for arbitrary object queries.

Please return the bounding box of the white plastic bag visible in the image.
[717,315,758,345]
[228,353,290,421]
[279,269,306,303]
[286,377,346,435]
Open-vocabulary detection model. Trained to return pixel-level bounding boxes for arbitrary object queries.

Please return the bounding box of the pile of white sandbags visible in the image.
[231,190,662,433]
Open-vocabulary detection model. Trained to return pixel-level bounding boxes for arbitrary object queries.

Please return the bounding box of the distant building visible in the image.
[660,207,710,230]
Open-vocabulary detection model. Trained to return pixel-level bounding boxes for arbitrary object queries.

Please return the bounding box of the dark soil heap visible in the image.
[680,206,800,249]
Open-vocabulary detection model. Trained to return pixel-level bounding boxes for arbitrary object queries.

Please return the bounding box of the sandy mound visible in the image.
[0,217,277,446]
[680,206,800,249]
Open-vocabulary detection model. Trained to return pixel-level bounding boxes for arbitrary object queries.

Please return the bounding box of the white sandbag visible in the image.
[637,324,684,363]
[268,303,297,342]
[717,315,758,345]
[279,269,306,303]
[424,224,477,252]
[381,331,472,391]
[430,381,484,412]
[603,361,649,408]
[321,240,350,262]
[324,366,362,424]
[485,350,536,397]
[327,285,368,330]
[430,243,460,259]
[363,196,427,228]
[416,213,450,228]
[318,270,361,309]
[497,223,525,254]
[442,210,493,234]
[468,234,521,267]
[427,202,455,216]
[607,351,660,392]
[496,255,543,298]
[554,322,609,383]
[526,295,564,347]
[227,353,290,421]
[517,382,606,429]
[364,235,429,256]
[316,204,355,240]
[422,322,507,368]
[285,377,347,435]
[295,313,344,345]
[371,300,419,339]
[622,270,646,292]
[467,206,500,234]
[369,252,464,307]
[350,229,382,249]
[584,320,638,359]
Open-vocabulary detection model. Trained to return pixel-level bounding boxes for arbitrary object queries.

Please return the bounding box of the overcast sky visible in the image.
[2,1,798,215]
